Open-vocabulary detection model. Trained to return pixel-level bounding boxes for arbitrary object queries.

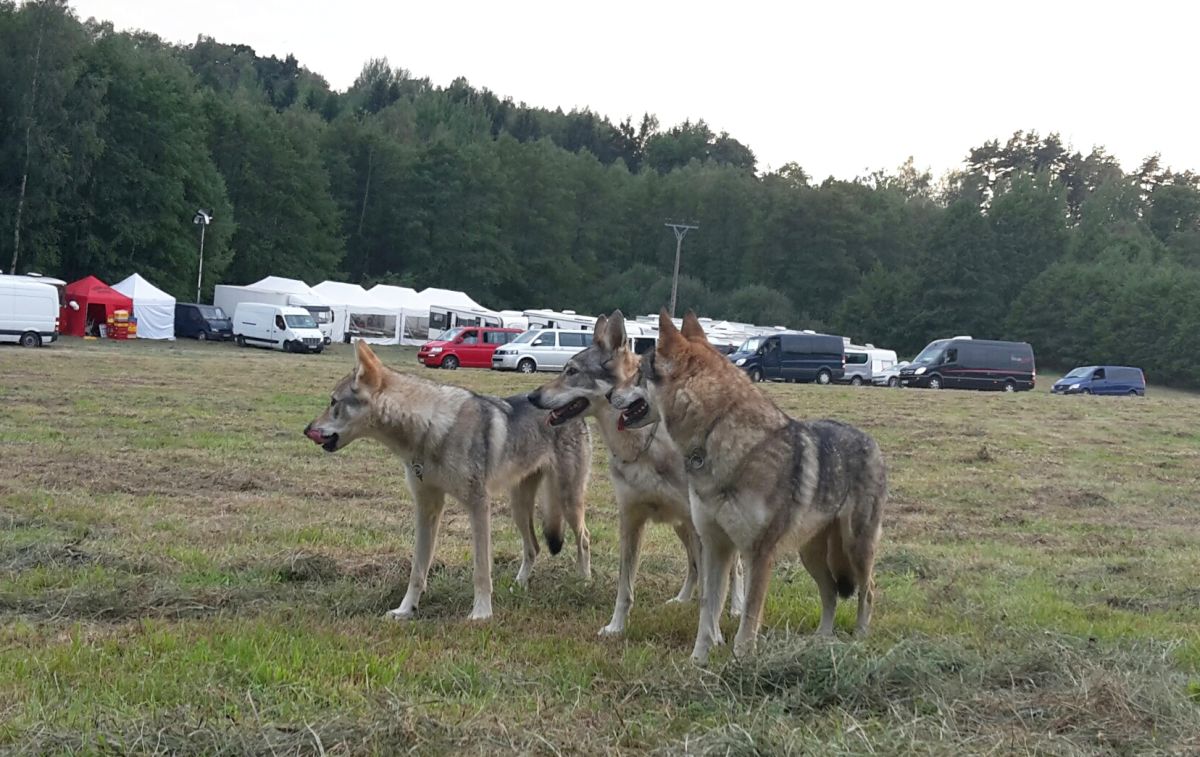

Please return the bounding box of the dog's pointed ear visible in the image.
[681,310,708,343]
[592,314,609,347]
[657,307,686,357]
[605,309,627,352]
[353,339,384,391]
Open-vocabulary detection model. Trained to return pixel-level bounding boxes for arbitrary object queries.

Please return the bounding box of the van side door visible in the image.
[530,330,558,368]
[1091,367,1110,394]
[760,337,783,379]
[457,328,483,367]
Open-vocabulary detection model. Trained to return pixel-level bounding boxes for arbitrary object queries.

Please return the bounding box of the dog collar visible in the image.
[686,448,706,470]
[411,459,424,481]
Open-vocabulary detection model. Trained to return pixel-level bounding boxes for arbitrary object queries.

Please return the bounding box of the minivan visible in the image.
[491,328,594,373]
[728,332,845,384]
[418,326,523,369]
[837,344,899,386]
[1052,365,1145,396]
[0,275,62,347]
[233,303,325,353]
[175,302,233,341]
[898,337,1035,391]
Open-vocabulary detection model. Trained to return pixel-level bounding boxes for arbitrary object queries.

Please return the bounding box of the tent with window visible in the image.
[312,280,407,344]
[367,284,431,345]
[62,276,134,337]
[112,273,176,340]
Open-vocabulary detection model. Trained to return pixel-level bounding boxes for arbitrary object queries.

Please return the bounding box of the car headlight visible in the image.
[914,366,926,375]
[1069,383,1079,390]
[430,347,442,354]
[735,358,746,366]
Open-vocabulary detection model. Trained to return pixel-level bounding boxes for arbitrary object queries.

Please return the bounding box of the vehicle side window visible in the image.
[944,348,957,363]
[275,315,286,329]
[484,330,507,345]
[461,329,479,344]
[1093,368,1106,380]
[533,332,556,347]
[846,353,869,364]
[560,332,586,348]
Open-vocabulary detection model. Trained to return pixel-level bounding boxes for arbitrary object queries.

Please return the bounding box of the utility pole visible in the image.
[665,222,698,318]
[193,210,212,302]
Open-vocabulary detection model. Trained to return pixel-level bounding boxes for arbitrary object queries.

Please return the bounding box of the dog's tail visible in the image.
[826,524,857,599]
[538,478,565,555]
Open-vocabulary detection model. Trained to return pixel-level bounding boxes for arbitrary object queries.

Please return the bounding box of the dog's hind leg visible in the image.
[728,554,746,618]
[800,530,839,636]
[388,483,446,621]
[841,512,881,638]
[511,475,541,590]
[667,521,700,604]
[600,504,648,636]
[466,490,494,621]
[549,469,591,581]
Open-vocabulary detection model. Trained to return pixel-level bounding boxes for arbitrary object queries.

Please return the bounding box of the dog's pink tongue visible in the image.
[305,428,325,443]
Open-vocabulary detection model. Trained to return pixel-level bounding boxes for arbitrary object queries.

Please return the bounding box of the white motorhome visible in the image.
[232,303,326,353]
[840,342,899,386]
[523,309,596,331]
[428,304,503,333]
[214,284,333,343]
[0,274,68,347]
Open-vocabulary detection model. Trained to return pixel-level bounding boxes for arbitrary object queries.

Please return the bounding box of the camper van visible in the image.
[0,275,64,347]
[214,285,333,344]
[899,336,1035,391]
[232,303,326,353]
[837,343,899,386]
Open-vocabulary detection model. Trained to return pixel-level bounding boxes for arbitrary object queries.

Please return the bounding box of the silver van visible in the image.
[491,328,593,373]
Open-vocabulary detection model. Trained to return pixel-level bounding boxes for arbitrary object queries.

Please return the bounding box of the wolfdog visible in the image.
[304,340,591,621]
[610,310,886,663]
[527,311,744,636]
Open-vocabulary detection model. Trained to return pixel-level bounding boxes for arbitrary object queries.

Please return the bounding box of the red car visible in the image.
[417,326,523,369]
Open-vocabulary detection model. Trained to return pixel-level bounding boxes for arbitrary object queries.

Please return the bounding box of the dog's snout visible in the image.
[527,390,543,408]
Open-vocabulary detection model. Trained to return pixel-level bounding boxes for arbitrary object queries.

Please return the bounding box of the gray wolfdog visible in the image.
[527,311,744,636]
[304,340,591,621]
[611,310,886,663]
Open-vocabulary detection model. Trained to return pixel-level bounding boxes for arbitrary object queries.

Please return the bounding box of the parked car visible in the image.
[232,303,325,353]
[418,326,522,369]
[0,274,63,347]
[873,360,910,387]
[729,332,845,384]
[491,328,593,373]
[837,344,899,386]
[898,337,1035,391]
[1052,365,1145,396]
[175,302,233,341]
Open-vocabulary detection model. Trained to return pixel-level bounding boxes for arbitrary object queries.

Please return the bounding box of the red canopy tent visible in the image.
[63,276,134,337]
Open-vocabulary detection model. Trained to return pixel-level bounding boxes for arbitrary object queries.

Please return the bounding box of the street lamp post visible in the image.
[664,222,699,318]
[193,210,212,303]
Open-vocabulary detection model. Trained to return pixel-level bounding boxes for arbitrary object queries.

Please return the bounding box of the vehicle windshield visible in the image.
[434,328,464,341]
[308,307,333,324]
[737,337,765,353]
[911,340,950,366]
[512,330,542,344]
[284,313,318,329]
[199,305,227,320]
[1063,366,1095,379]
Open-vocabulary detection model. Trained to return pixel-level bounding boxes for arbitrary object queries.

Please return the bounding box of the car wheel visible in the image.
[817,369,832,385]
[850,375,863,386]
[749,368,763,383]
[927,375,942,390]
[236,334,246,347]
[19,331,41,348]
[1003,380,1016,393]
[196,331,206,342]
[442,355,459,370]
[887,377,898,388]
[517,358,536,374]
[1081,388,1091,395]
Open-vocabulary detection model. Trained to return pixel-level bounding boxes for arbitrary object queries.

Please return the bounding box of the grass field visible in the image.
[2,337,1198,755]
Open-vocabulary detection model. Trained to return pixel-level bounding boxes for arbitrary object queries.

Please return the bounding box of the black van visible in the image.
[898,337,1035,392]
[729,332,845,384]
[175,302,234,341]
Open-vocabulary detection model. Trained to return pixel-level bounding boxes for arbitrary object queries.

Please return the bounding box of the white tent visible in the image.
[112,273,176,340]
[312,280,407,344]
[247,276,326,307]
[415,287,487,311]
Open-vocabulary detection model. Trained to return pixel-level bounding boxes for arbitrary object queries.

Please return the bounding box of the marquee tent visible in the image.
[112,273,176,340]
[63,276,134,337]
[312,280,407,344]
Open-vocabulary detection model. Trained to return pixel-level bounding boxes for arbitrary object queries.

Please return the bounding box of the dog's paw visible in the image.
[467,607,493,621]
[385,607,416,621]
[597,623,624,638]
[690,649,711,666]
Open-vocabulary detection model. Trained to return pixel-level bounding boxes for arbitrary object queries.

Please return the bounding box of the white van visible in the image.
[233,303,326,353]
[491,328,593,373]
[0,275,62,347]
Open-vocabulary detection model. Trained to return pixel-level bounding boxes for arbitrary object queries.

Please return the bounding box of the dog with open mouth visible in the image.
[528,311,744,637]
[304,340,592,622]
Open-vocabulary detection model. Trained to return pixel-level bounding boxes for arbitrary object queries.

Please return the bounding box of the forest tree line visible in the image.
[3,1,1200,385]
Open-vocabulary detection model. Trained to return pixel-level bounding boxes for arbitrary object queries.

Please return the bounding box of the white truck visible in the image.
[213,284,333,344]
[0,274,68,347]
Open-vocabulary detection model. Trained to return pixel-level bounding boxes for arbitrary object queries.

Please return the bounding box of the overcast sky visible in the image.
[69,0,1199,181]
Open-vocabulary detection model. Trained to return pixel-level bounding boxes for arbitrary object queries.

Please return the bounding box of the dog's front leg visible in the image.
[599,507,647,636]
[388,485,445,620]
[728,554,746,618]
[692,523,736,665]
[732,550,774,659]
[466,491,493,621]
